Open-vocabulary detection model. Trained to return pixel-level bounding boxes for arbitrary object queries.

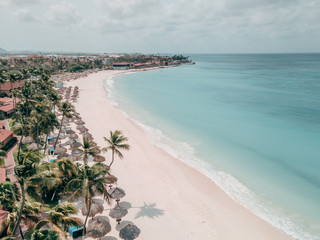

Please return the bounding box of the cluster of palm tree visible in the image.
[0,69,132,239]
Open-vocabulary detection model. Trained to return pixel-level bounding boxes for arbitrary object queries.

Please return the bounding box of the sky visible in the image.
[0,0,320,54]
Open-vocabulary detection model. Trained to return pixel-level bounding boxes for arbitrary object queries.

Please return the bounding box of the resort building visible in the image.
[112,62,134,70]
[0,129,14,149]
[0,81,24,97]
[0,97,18,118]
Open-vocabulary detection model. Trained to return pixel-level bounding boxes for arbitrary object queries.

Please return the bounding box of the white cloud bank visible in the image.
[1,0,320,53]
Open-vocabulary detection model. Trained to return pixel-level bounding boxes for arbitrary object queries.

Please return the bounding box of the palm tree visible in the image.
[47,158,78,201]
[5,201,42,238]
[53,101,74,150]
[11,149,43,237]
[78,137,99,166]
[102,130,130,168]
[65,163,116,236]
[41,111,59,154]
[29,103,49,147]
[32,202,81,238]
[31,229,60,240]
[0,181,20,212]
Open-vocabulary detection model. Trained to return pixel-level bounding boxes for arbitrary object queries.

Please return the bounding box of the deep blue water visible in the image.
[106,54,320,240]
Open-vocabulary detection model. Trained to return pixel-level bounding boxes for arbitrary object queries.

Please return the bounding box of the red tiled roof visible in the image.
[0,169,5,183]
[0,97,12,104]
[0,81,24,91]
[0,104,15,113]
[0,129,13,142]
[113,62,133,65]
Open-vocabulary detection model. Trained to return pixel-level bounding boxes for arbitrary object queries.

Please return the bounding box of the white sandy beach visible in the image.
[66,70,293,240]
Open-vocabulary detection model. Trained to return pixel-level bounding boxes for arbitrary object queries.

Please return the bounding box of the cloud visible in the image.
[13,9,37,22]
[94,0,160,19]
[1,0,52,6]
[44,2,81,27]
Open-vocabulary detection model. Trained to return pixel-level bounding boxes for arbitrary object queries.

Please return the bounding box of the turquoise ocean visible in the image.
[105,54,320,240]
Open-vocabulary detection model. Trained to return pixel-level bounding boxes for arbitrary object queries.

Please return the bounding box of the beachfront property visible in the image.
[0,81,24,97]
[112,62,134,70]
[0,129,14,149]
[0,97,19,118]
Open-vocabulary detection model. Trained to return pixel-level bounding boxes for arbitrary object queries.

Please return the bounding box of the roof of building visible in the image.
[113,62,133,66]
[0,97,12,104]
[0,104,15,113]
[0,97,20,113]
[0,81,24,91]
[0,168,6,183]
[0,129,13,143]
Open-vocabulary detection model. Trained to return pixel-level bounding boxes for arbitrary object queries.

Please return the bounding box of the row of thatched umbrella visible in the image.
[86,218,140,240]
[82,187,140,239]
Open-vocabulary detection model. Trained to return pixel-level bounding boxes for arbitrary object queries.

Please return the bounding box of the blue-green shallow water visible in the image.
[106,54,320,240]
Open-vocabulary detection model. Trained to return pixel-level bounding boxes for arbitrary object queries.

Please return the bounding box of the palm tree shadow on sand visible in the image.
[134,202,165,219]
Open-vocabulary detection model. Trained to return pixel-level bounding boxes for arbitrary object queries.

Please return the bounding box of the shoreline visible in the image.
[65,70,293,240]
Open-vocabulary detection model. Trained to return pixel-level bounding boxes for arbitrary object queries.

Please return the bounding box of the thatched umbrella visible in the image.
[69,154,79,162]
[100,163,110,171]
[87,216,111,239]
[85,135,93,141]
[75,120,85,125]
[82,132,92,138]
[119,224,140,240]
[47,144,55,150]
[22,136,34,144]
[54,147,67,154]
[71,149,82,155]
[47,138,56,145]
[108,187,125,203]
[57,153,69,159]
[69,134,79,140]
[76,125,86,130]
[93,155,105,162]
[106,175,117,184]
[70,141,81,148]
[65,139,75,145]
[59,134,67,140]
[62,122,70,127]
[66,129,75,134]
[27,143,38,150]
[62,118,69,124]
[93,148,101,154]
[82,199,104,218]
[109,204,128,224]
[80,128,88,134]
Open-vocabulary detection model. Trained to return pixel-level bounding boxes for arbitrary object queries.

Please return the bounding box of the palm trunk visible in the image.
[53,115,64,150]
[36,124,40,148]
[43,132,49,154]
[108,149,115,168]
[19,226,24,239]
[17,100,29,165]
[12,180,25,237]
[83,199,91,236]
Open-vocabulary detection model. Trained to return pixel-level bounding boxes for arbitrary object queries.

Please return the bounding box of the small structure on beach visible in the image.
[86,216,111,239]
[81,199,104,218]
[119,224,141,240]
[109,204,128,224]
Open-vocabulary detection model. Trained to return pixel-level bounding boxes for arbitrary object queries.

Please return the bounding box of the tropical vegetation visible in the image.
[0,66,130,239]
